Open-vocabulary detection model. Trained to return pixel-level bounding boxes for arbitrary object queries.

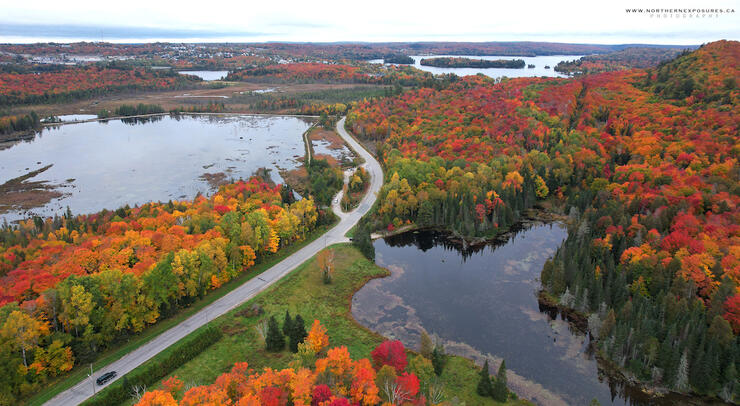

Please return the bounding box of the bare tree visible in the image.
[426,377,446,403]
[255,319,268,343]
[382,380,411,404]
[130,384,147,401]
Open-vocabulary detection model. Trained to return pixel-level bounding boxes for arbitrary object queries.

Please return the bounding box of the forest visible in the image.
[0,65,200,107]
[554,47,693,75]
[225,63,433,85]
[0,112,40,135]
[420,57,526,69]
[97,103,166,118]
[347,40,739,401]
[382,55,415,64]
[0,42,689,71]
[0,178,323,403]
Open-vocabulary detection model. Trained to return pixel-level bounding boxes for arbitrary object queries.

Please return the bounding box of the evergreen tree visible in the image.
[492,360,508,402]
[719,360,736,402]
[476,359,493,396]
[265,316,285,352]
[431,344,448,376]
[282,310,293,336]
[288,314,307,353]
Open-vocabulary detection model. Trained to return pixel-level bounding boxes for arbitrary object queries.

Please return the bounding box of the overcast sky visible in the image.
[0,0,738,44]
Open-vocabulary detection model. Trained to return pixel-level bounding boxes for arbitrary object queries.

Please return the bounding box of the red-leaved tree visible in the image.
[371,340,407,372]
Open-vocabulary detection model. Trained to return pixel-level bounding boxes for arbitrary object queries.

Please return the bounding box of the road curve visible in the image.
[45,116,383,406]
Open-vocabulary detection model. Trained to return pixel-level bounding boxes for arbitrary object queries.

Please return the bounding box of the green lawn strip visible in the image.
[26,219,337,406]
[81,326,223,406]
[132,244,527,405]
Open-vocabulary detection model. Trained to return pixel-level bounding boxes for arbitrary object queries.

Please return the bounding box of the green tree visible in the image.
[265,316,284,352]
[288,314,307,353]
[491,360,508,402]
[419,330,433,359]
[431,344,448,376]
[476,359,493,396]
[1,311,48,367]
[375,365,398,402]
[282,310,293,336]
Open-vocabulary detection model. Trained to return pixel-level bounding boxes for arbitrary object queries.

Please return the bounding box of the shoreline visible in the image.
[368,214,728,406]
[0,112,322,223]
[537,291,731,406]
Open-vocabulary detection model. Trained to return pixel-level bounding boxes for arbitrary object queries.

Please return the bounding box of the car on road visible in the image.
[96,371,117,385]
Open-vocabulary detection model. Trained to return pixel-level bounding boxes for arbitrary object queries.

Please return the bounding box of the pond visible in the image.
[177,70,229,81]
[0,114,313,223]
[369,55,583,78]
[312,138,354,163]
[352,224,685,406]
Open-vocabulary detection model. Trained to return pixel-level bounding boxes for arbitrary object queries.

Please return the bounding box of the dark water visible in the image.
[0,114,312,222]
[352,224,699,406]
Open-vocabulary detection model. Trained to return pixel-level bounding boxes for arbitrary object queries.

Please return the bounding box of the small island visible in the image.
[383,54,415,64]
[527,64,535,68]
[420,57,526,69]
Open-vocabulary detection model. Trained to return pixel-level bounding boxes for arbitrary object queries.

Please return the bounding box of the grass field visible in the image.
[119,244,530,405]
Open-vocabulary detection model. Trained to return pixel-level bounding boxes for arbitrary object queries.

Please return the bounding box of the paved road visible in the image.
[45,117,383,406]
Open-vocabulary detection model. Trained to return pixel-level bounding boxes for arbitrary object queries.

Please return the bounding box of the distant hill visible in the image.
[0,41,698,62]
[554,47,692,75]
[644,40,739,104]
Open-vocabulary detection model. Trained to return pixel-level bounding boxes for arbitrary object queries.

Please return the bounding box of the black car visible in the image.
[96,371,117,385]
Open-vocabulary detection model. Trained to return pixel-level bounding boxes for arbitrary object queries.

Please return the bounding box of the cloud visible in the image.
[0,0,737,44]
[0,23,271,40]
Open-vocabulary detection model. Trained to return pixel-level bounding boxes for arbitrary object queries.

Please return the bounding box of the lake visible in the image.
[40,114,98,123]
[177,70,229,81]
[0,114,313,223]
[369,55,583,78]
[352,224,685,406]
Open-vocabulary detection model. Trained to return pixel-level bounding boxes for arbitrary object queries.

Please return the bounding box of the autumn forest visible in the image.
[0,36,737,406]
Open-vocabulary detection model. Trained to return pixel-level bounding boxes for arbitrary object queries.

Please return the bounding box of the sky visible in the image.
[0,0,738,44]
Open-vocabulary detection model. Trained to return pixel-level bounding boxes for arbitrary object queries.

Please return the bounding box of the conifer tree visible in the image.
[492,360,508,402]
[431,344,448,376]
[283,310,293,336]
[289,314,307,353]
[476,359,493,396]
[265,316,285,352]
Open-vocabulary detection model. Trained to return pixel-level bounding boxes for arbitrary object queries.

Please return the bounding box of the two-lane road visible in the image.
[45,116,383,406]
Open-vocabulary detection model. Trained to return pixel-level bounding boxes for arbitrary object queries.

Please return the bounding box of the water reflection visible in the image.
[0,114,313,222]
[369,55,582,78]
[352,224,707,406]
